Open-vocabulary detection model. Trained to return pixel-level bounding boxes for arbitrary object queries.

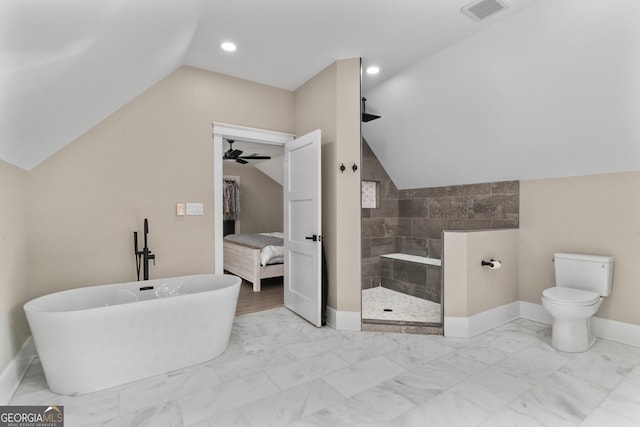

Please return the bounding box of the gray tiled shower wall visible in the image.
[361,140,519,302]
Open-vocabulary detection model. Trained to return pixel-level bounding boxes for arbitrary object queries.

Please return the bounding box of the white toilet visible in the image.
[541,252,614,353]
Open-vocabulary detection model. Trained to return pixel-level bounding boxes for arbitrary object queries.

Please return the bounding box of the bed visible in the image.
[223,232,284,292]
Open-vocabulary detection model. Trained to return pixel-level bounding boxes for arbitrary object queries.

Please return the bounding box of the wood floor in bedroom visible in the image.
[235,276,284,316]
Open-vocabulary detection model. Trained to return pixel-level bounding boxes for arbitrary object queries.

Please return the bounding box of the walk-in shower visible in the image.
[360,137,521,333]
[360,139,443,333]
[362,254,442,324]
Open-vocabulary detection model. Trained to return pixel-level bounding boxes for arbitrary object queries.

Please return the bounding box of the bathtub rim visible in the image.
[24,273,241,314]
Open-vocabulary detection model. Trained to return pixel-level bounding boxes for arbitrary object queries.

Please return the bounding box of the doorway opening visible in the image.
[214,124,324,325]
[213,123,294,315]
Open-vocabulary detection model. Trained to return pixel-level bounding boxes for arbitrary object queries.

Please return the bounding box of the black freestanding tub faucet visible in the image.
[133,218,155,280]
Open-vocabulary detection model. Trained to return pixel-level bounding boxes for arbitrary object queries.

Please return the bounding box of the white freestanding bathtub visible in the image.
[24,274,241,395]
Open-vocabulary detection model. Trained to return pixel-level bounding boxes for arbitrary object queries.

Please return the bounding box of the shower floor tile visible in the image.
[362,286,441,323]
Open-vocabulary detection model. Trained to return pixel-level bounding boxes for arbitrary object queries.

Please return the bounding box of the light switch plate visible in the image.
[186,202,204,216]
[176,202,186,216]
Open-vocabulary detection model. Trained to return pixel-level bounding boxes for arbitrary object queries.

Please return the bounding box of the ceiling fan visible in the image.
[223,139,271,164]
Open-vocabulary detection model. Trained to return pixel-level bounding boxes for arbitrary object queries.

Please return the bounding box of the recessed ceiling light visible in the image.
[221,42,237,52]
[366,66,380,75]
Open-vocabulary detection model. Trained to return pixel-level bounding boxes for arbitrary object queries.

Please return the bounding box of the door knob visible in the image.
[305,235,318,242]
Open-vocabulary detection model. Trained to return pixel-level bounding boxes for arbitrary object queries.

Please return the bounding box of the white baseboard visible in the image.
[445,300,640,348]
[326,307,361,331]
[443,317,470,338]
[591,317,640,348]
[518,301,640,348]
[519,301,552,324]
[0,337,36,405]
[326,307,337,329]
[444,301,520,338]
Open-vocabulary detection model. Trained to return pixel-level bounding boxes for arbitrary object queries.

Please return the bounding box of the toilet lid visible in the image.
[542,287,600,306]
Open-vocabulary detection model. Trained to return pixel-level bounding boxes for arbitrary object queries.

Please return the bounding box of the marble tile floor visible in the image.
[362,286,441,323]
[10,308,640,426]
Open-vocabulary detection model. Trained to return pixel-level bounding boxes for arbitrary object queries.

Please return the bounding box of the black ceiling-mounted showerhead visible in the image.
[362,97,381,122]
[223,139,271,164]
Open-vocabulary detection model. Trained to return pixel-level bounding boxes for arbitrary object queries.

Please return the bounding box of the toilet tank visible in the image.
[554,252,614,296]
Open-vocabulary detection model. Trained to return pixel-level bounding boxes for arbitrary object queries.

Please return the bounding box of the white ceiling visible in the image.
[185,0,540,91]
[363,0,640,188]
[1,0,542,171]
[3,0,637,189]
[1,0,205,170]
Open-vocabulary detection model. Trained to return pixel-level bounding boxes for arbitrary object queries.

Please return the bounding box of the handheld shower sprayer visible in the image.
[133,218,155,280]
[134,231,140,279]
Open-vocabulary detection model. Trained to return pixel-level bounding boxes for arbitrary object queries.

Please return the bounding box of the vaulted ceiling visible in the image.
[2,0,639,189]
[362,0,640,188]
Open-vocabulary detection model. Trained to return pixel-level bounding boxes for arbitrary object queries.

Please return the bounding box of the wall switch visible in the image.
[186,202,204,215]
[176,202,186,216]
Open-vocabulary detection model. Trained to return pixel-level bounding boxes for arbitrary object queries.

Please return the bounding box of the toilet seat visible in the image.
[542,287,600,306]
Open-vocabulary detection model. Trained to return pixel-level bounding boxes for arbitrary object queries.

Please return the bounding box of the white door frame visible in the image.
[212,123,295,273]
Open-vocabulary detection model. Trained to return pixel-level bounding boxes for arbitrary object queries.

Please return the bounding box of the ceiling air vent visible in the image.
[461,0,508,21]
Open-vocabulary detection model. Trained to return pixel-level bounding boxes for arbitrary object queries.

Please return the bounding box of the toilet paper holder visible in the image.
[481,259,502,269]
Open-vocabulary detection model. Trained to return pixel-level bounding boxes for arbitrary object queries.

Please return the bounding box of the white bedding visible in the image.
[258,232,284,266]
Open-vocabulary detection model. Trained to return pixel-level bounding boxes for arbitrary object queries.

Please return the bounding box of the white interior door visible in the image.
[284,129,322,326]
